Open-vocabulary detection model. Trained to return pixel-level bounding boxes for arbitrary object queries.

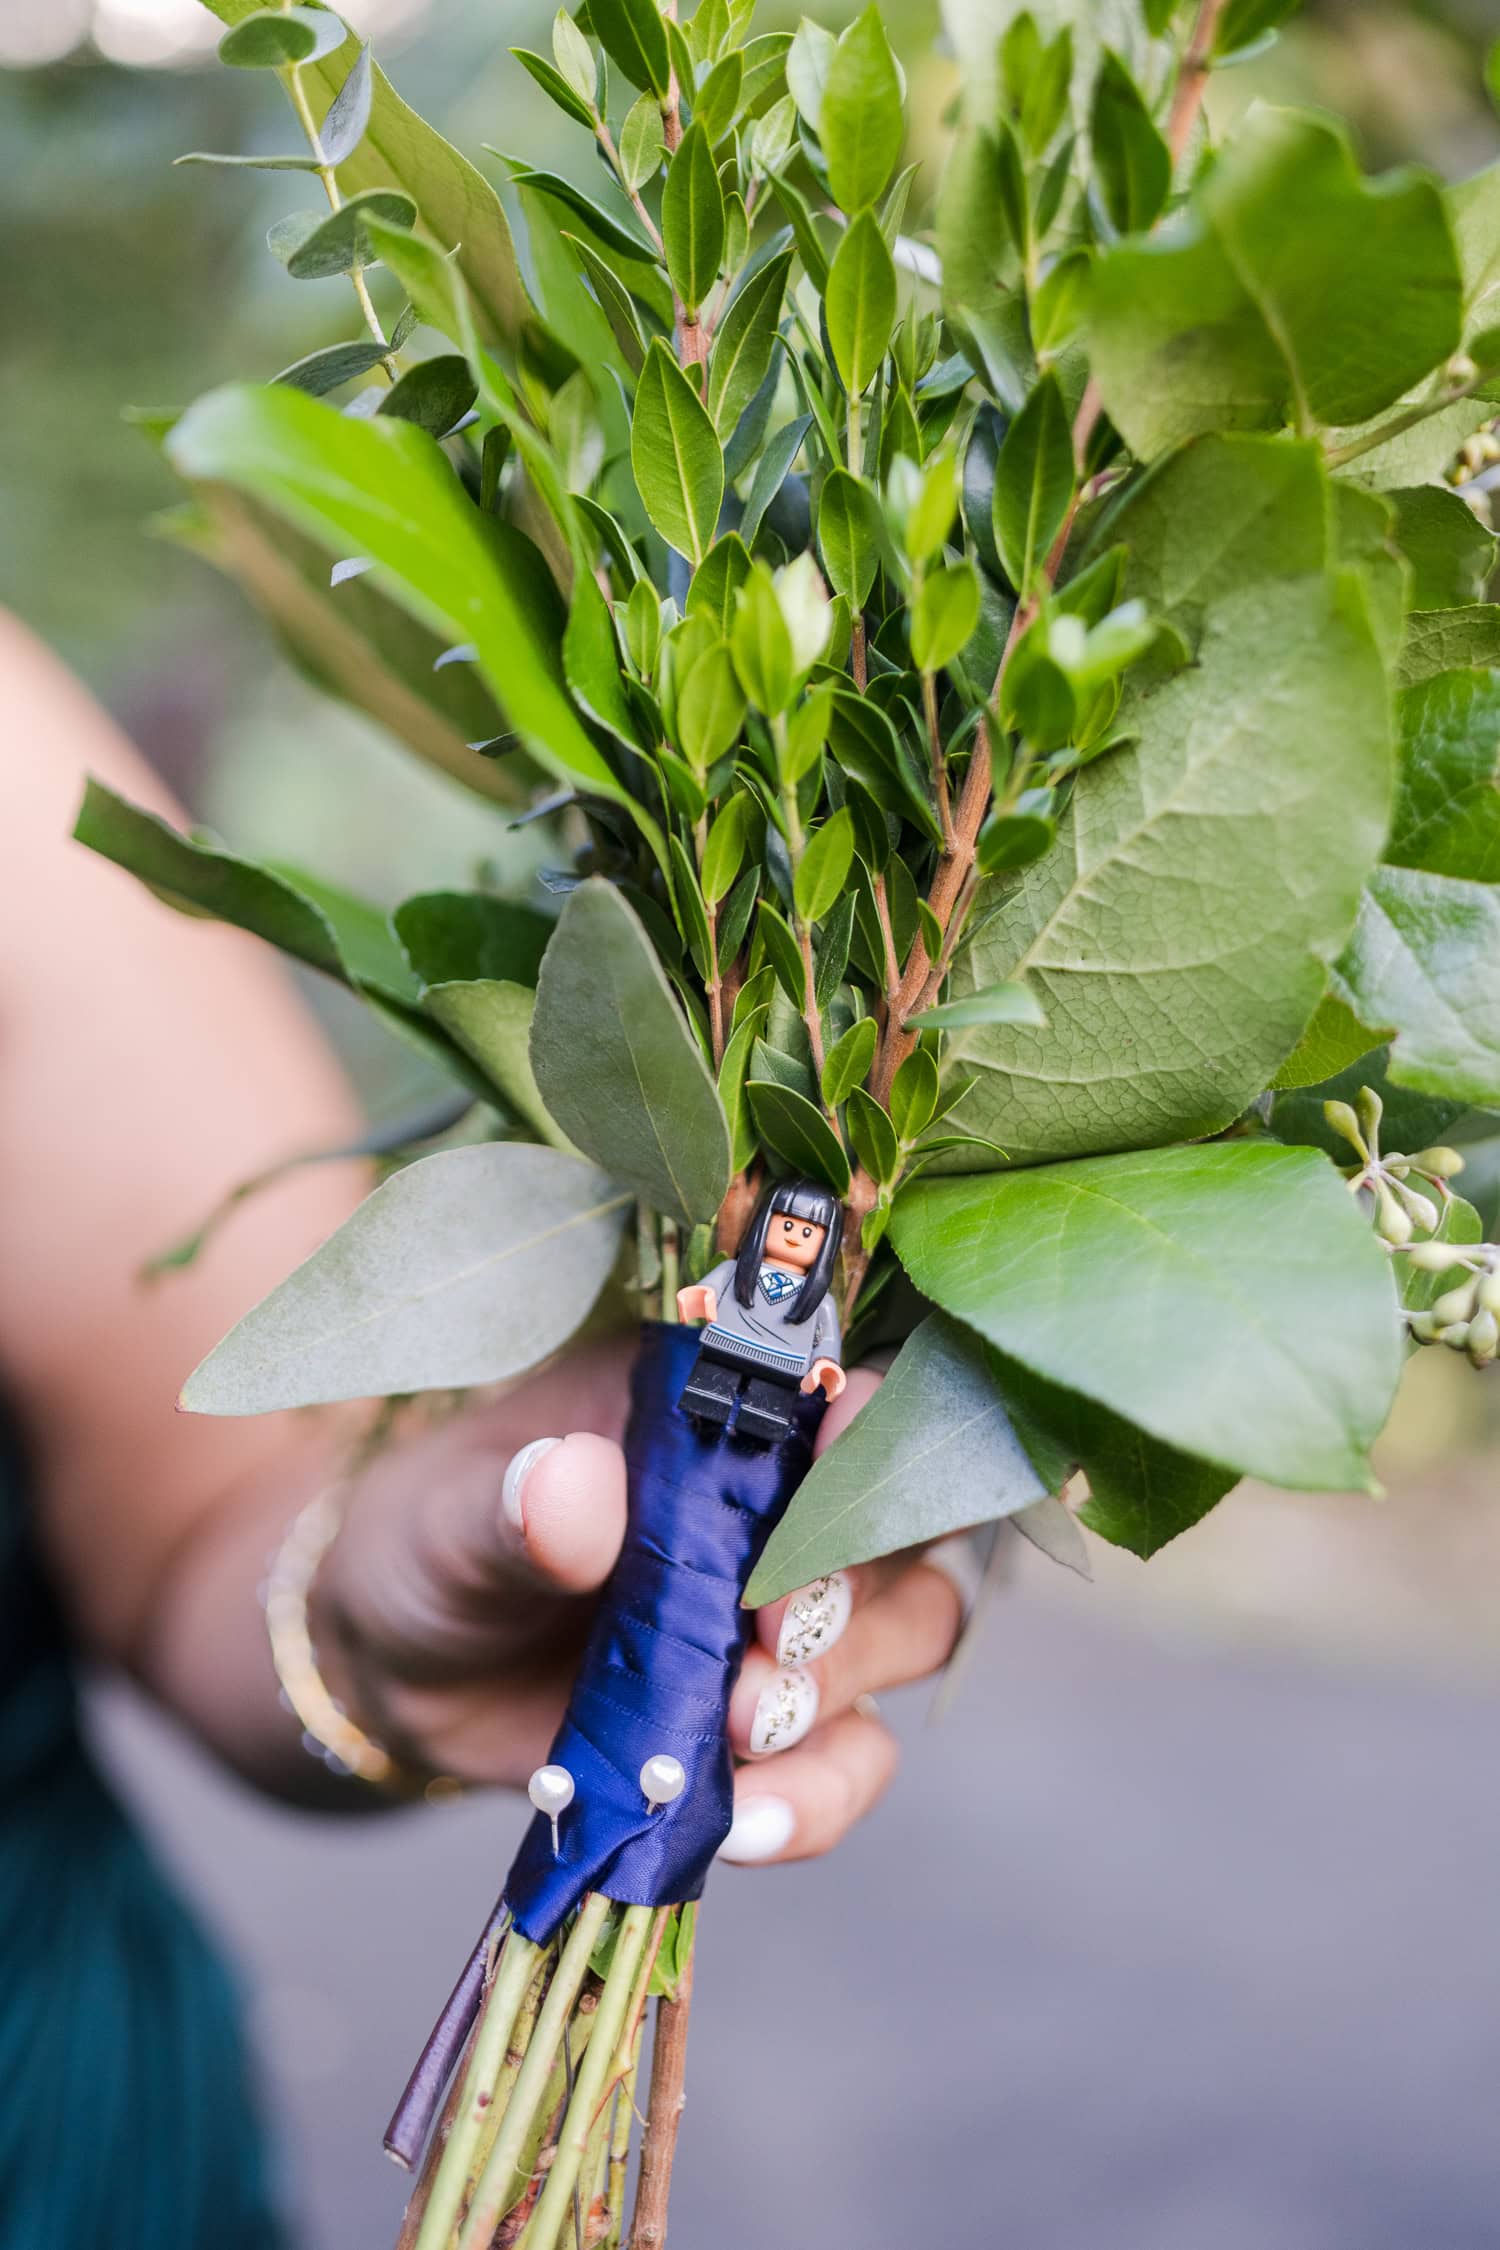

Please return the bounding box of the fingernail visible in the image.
[776,1571,852,1667]
[501,1438,561,1537]
[717,1796,796,1864]
[749,1668,818,1755]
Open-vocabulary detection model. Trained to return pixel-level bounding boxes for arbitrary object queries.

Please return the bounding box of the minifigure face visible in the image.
[768,1214,826,1272]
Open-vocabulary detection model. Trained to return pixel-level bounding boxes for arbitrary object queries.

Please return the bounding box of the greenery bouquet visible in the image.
[77,0,1500,2240]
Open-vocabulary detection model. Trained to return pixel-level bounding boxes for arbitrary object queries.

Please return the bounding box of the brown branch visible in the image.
[1166,0,1228,168]
[628,1954,694,2249]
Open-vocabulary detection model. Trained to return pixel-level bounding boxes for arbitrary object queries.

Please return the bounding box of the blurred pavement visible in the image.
[91,1531,1500,2250]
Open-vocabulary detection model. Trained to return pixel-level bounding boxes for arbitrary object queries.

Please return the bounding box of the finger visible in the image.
[732,1560,961,1755]
[753,1551,908,1664]
[716,1706,898,1864]
[505,1431,628,1595]
[812,1364,879,1454]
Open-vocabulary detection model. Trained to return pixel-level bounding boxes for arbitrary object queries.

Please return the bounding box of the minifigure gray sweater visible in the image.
[696,1258,842,1381]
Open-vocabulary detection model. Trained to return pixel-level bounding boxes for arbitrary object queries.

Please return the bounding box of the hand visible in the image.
[801,1356,846,1400]
[311,1353,964,1865]
[675,1282,716,1323]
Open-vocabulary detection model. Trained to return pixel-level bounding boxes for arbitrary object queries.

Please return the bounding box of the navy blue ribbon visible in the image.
[386,1322,824,2164]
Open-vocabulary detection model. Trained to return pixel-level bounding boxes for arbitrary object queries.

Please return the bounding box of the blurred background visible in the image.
[5,2,1500,2244]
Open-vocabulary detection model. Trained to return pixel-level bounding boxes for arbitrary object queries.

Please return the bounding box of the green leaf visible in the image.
[284,187,415,280]
[940,575,1392,1165]
[181,1145,629,1412]
[991,374,1074,595]
[794,807,855,924]
[910,558,981,672]
[422,981,562,1142]
[821,1015,878,1107]
[974,811,1055,876]
[738,414,811,549]
[378,354,478,437]
[755,897,806,1005]
[746,1081,851,1194]
[72,779,420,1008]
[825,209,897,399]
[845,1086,900,1183]
[587,0,670,94]
[175,148,324,172]
[747,1315,1048,1599]
[1388,667,1500,881]
[1089,50,1170,234]
[1030,246,1091,356]
[675,638,745,771]
[701,792,758,905]
[1268,992,1379,1091]
[731,559,796,714]
[1396,606,1500,691]
[661,120,725,316]
[816,467,883,610]
[1332,863,1500,1107]
[820,4,904,216]
[786,16,835,131]
[890,1048,939,1140]
[619,93,665,190]
[320,40,374,164]
[892,1141,1402,1492]
[1089,107,1464,455]
[707,251,792,441]
[694,48,744,141]
[529,879,731,1224]
[219,7,336,66]
[198,0,531,361]
[502,162,658,264]
[394,890,552,987]
[912,980,1047,1032]
[1390,485,1498,611]
[511,45,597,130]
[273,337,394,394]
[632,340,725,565]
[1001,1359,1237,1559]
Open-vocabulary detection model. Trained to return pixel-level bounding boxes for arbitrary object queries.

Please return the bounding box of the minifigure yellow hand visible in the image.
[675,1283,717,1323]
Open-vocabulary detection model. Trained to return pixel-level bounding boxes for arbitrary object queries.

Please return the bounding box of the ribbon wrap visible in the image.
[385,1321,825,2164]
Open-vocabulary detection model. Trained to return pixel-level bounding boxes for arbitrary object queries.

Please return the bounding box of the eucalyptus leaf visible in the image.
[378,354,478,437]
[529,879,731,1224]
[321,41,374,165]
[284,188,416,280]
[273,338,394,395]
[892,1140,1402,1493]
[181,1145,629,1412]
[747,1315,1048,1600]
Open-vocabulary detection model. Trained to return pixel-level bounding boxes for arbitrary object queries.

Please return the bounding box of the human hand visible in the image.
[311,1352,964,1865]
[801,1356,846,1400]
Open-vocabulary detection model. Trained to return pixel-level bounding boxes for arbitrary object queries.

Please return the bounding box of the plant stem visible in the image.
[660,1219,680,1316]
[922,669,953,844]
[527,1908,656,2250]
[1324,371,1494,471]
[602,2017,645,2250]
[1166,0,1228,167]
[414,1932,545,2250]
[458,1898,612,2250]
[395,2025,479,2250]
[627,1948,694,2249]
[281,55,395,376]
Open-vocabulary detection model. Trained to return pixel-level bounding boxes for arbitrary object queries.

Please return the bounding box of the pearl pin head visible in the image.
[639,1753,686,1809]
[528,1763,576,1856]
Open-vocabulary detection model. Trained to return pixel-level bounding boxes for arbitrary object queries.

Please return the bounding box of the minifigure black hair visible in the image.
[732,1179,843,1323]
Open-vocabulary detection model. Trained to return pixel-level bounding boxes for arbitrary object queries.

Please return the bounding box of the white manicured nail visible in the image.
[717,1796,796,1863]
[749,1668,819,1755]
[501,1438,561,1536]
[776,1571,853,1667]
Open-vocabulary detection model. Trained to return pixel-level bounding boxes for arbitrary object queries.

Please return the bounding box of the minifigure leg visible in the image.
[679,1349,737,1426]
[737,1373,796,1444]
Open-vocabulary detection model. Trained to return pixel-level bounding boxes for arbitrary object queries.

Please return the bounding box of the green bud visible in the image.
[1374,1186,1412,1245]
[1441,1321,1472,1349]
[1356,1083,1384,1148]
[1466,1305,1499,1360]
[1413,1146,1465,1179]
[1477,1271,1500,1318]
[1323,1100,1366,1157]
[1394,1182,1439,1235]
[1407,1312,1441,1343]
[1406,1240,1458,1273]
[1432,1280,1480,1327]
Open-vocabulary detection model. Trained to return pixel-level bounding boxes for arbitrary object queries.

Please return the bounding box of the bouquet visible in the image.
[78,0,1500,2240]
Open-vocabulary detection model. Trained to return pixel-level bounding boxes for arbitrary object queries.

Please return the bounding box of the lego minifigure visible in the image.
[676,1179,846,1442]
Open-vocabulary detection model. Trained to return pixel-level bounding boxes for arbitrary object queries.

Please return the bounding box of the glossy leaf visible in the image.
[706,249,791,439]
[530,879,731,1224]
[793,807,855,924]
[913,981,1046,1032]
[991,373,1074,595]
[1333,864,1500,1106]
[892,1141,1402,1493]
[825,210,897,399]
[511,45,597,130]
[748,1315,1048,1599]
[746,1081,851,1194]
[632,341,725,565]
[182,1145,629,1411]
[1088,50,1170,234]
[820,4,904,216]
[662,121,726,316]
[910,558,981,672]
[821,1015,878,1107]
[817,467,883,610]
[587,0,670,94]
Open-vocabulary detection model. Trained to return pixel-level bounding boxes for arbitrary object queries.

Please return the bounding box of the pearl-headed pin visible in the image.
[639,1753,686,1811]
[527,1763,576,1856]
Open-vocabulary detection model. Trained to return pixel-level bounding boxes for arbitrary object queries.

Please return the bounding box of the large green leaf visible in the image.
[941,574,1391,1164]
[1333,863,1500,1106]
[196,0,533,360]
[747,1315,1048,1601]
[819,4,904,217]
[1388,668,1500,880]
[631,341,725,566]
[999,1357,1237,1559]
[181,1145,630,1413]
[825,210,897,399]
[706,249,792,441]
[891,1140,1402,1492]
[529,880,731,1224]
[1389,486,1497,612]
[1088,106,1463,457]
[661,120,725,319]
[164,489,525,804]
[396,890,565,1139]
[166,384,642,824]
[1396,607,1500,691]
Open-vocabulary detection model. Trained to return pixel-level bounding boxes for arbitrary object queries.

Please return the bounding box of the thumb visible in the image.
[502,1431,628,1595]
